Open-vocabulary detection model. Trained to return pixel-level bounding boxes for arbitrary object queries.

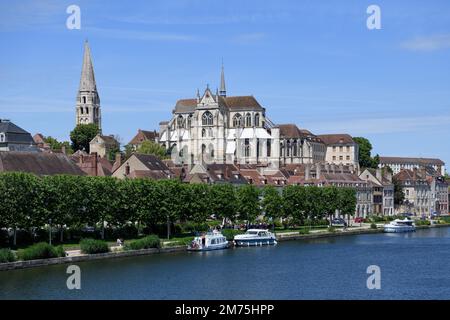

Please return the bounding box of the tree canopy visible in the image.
[70,124,100,153]
[353,137,379,169]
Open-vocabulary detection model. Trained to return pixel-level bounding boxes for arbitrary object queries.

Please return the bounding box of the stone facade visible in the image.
[89,134,119,159]
[359,168,394,216]
[318,134,359,167]
[379,156,445,176]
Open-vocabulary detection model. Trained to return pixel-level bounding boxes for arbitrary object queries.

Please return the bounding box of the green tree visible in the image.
[261,186,283,225]
[337,187,357,225]
[393,176,405,207]
[353,137,379,169]
[44,136,73,154]
[282,185,306,225]
[210,184,237,222]
[155,179,184,238]
[236,185,261,224]
[322,186,339,225]
[184,183,212,224]
[136,140,168,159]
[0,172,43,246]
[70,124,100,153]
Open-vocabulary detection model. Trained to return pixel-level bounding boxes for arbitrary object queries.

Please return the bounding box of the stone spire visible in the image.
[76,40,101,131]
[219,63,226,97]
[79,40,97,92]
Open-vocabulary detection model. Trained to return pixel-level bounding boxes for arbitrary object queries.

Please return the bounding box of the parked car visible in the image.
[354,217,364,223]
[330,218,347,227]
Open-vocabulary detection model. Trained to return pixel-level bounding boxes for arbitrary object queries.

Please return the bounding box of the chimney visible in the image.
[92,152,98,176]
[386,171,393,183]
[61,145,66,155]
[305,164,311,180]
[376,168,382,182]
[114,152,121,167]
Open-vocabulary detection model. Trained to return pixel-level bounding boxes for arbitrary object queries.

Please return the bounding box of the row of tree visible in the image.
[0,172,356,245]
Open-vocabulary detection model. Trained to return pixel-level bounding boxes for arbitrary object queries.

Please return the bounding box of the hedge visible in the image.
[18,242,65,261]
[0,248,16,263]
[124,235,160,251]
[80,239,109,254]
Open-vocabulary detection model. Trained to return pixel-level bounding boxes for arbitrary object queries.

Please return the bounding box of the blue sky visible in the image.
[1,0,449,167]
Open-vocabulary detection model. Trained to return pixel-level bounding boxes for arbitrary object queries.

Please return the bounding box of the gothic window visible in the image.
[0,133,5,143]
[293,139,298,157]
[286,140,291,157]
[244,139,250,157]
[245,113,252,127]
[254,113,260,127]
[201,128,206,137]
[83,96,86,104]
[177,115,184,128]
[233,113,242,127]
[187,114,193,128]
[202,111,213,126]
[80,108,84,114]
[266,139,271,157]
[86,107,89,114]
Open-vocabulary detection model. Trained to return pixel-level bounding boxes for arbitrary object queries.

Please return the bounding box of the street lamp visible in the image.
[48,218,52,246]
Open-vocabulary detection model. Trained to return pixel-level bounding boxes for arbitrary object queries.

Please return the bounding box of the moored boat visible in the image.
[234,229,277,247]
[384,218,416,233]
[187,230,229,251]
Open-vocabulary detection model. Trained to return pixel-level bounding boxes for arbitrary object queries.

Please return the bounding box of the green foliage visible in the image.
[18,242,65,261]
[327,226,336,233]
[221,229,244,241]
[370,223,377,229]
[210,184,237,221]
[124,235,160,250]
[236,185,261,223]
[261,186,283,221]
[136,140,168,159]
[79,239,109,254]
[415,220,430,226]
[393,177,405,206]
[43,136,73,154]
[0,248,16,263]
[70,123,100,153]
[353,137,379,169]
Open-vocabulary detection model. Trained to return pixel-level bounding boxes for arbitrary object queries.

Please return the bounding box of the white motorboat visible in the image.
[384,218,416,233]
[187,230,229,251]
[233,229,277,247]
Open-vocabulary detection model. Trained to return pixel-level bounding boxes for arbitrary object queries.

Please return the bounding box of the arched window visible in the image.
[0,133,5,143]
[86,107,89,114]
[187,114,193,128]
[201,128,206,137]
[233,113,242,127]
[202,111,213,126]
[80,107,84,115]
[83,96,86,104]
[245,113,252,127]
[254,113,260,127]
[244,139,250,157]
[266,139,271,157]
[177,115,184,128]
[293,139,298,157]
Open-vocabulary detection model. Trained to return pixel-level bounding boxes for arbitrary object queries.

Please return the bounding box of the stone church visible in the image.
[158,66,326,169]
[75,41,102,130]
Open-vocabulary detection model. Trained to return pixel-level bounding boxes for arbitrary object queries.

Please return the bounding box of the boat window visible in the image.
[247,231,258,235]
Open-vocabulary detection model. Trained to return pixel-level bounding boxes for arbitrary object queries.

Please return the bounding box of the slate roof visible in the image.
[0,120,35,145]
[173,96,264,113]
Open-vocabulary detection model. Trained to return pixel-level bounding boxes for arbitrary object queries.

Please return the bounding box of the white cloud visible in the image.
[401,34,450,52]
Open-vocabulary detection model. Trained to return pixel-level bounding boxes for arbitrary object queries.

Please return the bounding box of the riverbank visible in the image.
[1,223,449,271]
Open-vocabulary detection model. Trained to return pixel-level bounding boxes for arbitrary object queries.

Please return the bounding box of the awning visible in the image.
[226,141,236,154]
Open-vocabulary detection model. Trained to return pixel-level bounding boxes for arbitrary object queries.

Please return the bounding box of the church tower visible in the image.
[76,40,101,130]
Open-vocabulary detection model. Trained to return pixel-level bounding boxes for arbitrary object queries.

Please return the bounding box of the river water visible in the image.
[1,227,450,300]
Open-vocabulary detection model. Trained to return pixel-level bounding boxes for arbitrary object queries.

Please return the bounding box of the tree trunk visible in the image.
[60,226,64,243]
[166,216,170,240]
[13,227,17,246]
[101,220,105,240]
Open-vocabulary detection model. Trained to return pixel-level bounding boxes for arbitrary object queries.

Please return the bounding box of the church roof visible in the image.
[173,95,264,113]
[79,41,97,92]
